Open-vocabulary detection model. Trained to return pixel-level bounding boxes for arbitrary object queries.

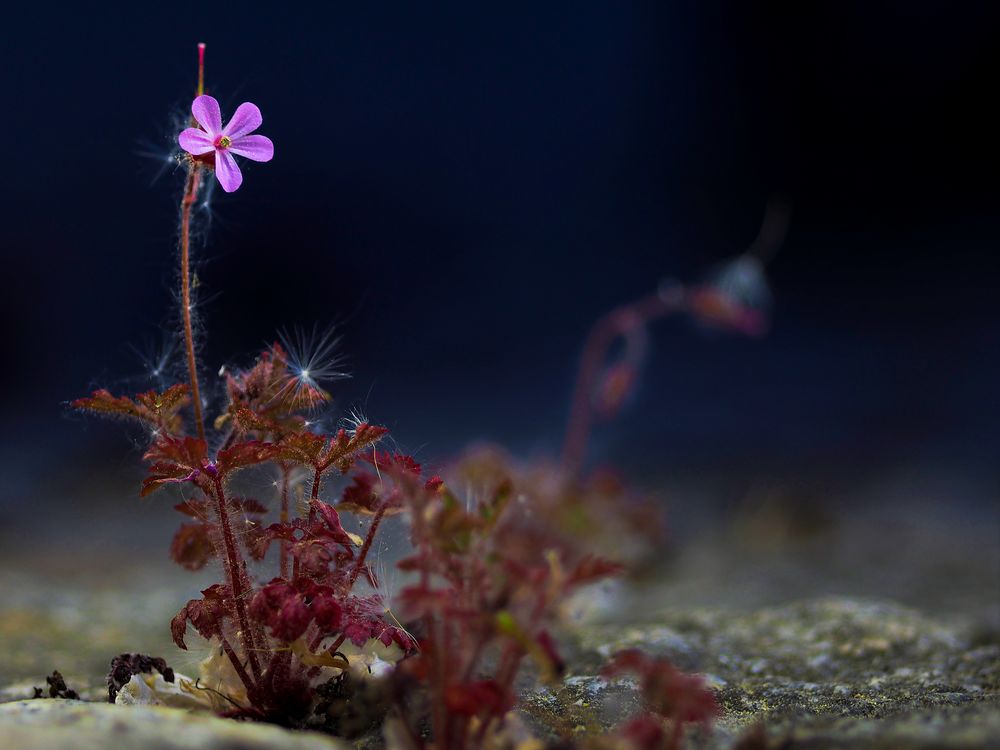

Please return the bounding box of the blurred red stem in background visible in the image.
[561,288,684,476]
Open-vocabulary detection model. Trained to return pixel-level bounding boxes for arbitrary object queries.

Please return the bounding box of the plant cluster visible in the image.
[72,345,637,738]
[74,345,411,720]
[386,460,626,747]
[71,44,727,750]
[600,651,719,750]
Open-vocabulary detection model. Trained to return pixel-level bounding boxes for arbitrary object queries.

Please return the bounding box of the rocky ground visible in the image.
[1,498,997,748]
[530,596,1000,748]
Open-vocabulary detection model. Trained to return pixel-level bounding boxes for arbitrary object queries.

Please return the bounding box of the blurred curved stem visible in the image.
[561,290,684,476]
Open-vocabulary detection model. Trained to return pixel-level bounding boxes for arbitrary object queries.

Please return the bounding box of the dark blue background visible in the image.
[1,2,997,518]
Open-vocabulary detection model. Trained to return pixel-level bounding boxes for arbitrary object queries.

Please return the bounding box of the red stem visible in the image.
[212,476,263,684]
[179,45,209,442]
[180,165,206,442]
[294,468,323,581]
[347,502,388,589]
[309,630,346,654]
[310,467,322,501]
[668,714,683,750]
[561,290,683,476]
[218,634,255,696]
[278,464,290,579]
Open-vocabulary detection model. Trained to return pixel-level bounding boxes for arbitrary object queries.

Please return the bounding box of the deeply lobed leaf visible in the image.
[140,436,208,496]
[170,521,216,571]
[171,584,229,650]
[72,384,190,434]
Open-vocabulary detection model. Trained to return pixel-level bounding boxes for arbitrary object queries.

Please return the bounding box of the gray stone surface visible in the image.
[0,699,348,750]
[2,499,997,748]
[522,597,1000,748]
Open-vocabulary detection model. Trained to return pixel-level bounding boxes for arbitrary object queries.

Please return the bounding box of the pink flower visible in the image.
[178,95,274,193]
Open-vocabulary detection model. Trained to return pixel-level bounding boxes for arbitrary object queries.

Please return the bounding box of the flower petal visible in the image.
[228,134,274,162]
[178,128,215,156]
[222,102,262,139]
[214,149,243,193]
[191,95,222,136]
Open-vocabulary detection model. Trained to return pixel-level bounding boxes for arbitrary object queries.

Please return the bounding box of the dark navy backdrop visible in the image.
[1,2,996,515]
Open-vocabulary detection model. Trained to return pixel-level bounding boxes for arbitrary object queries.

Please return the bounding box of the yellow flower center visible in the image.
[216,135,232,149]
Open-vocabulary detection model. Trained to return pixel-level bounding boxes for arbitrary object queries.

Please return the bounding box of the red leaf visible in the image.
[619,715,667,750]
[337,471,408,517]
[296,542,334,577]
[229,404,280,435]
[72,384,189,432]
[171,585,228,649]
[174,498,210,518]
[341,595,417,651]
[444,680,513,718]
[338,473,378,514]
[308,586,344,634]
[249,579,344,642]
[603,650,719,726]
[250,579,312,642]
[367,451,421,475]
[224,343,332,423]
[143,435,208,468]
[169,522,215,571]
[311,499,356,550]
[140,436,208,496]
[274,431,327,465]
[395,582,455,619]
[319,425,389,474]
[602,649,649,679]
[216,440,278,477]
[141,462,201,497]
[248,521,297,560]
[567,555,625,587]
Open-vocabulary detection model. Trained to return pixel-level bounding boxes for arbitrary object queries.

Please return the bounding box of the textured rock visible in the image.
[524,597,1000,749]
[2,499,997,749]
[0,699,348,750]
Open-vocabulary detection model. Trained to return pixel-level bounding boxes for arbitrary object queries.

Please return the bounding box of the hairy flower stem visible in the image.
[294,468,324,581]
[310,467,322,501]
[212,476,263,684]
[278,464,290,579]
[561,290,683,476]
[180,164,207,442]
[179,43,208,442]
[347,501,388,589]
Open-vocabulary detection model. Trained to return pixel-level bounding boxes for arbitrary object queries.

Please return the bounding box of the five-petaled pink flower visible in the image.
[179,95,274,193]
